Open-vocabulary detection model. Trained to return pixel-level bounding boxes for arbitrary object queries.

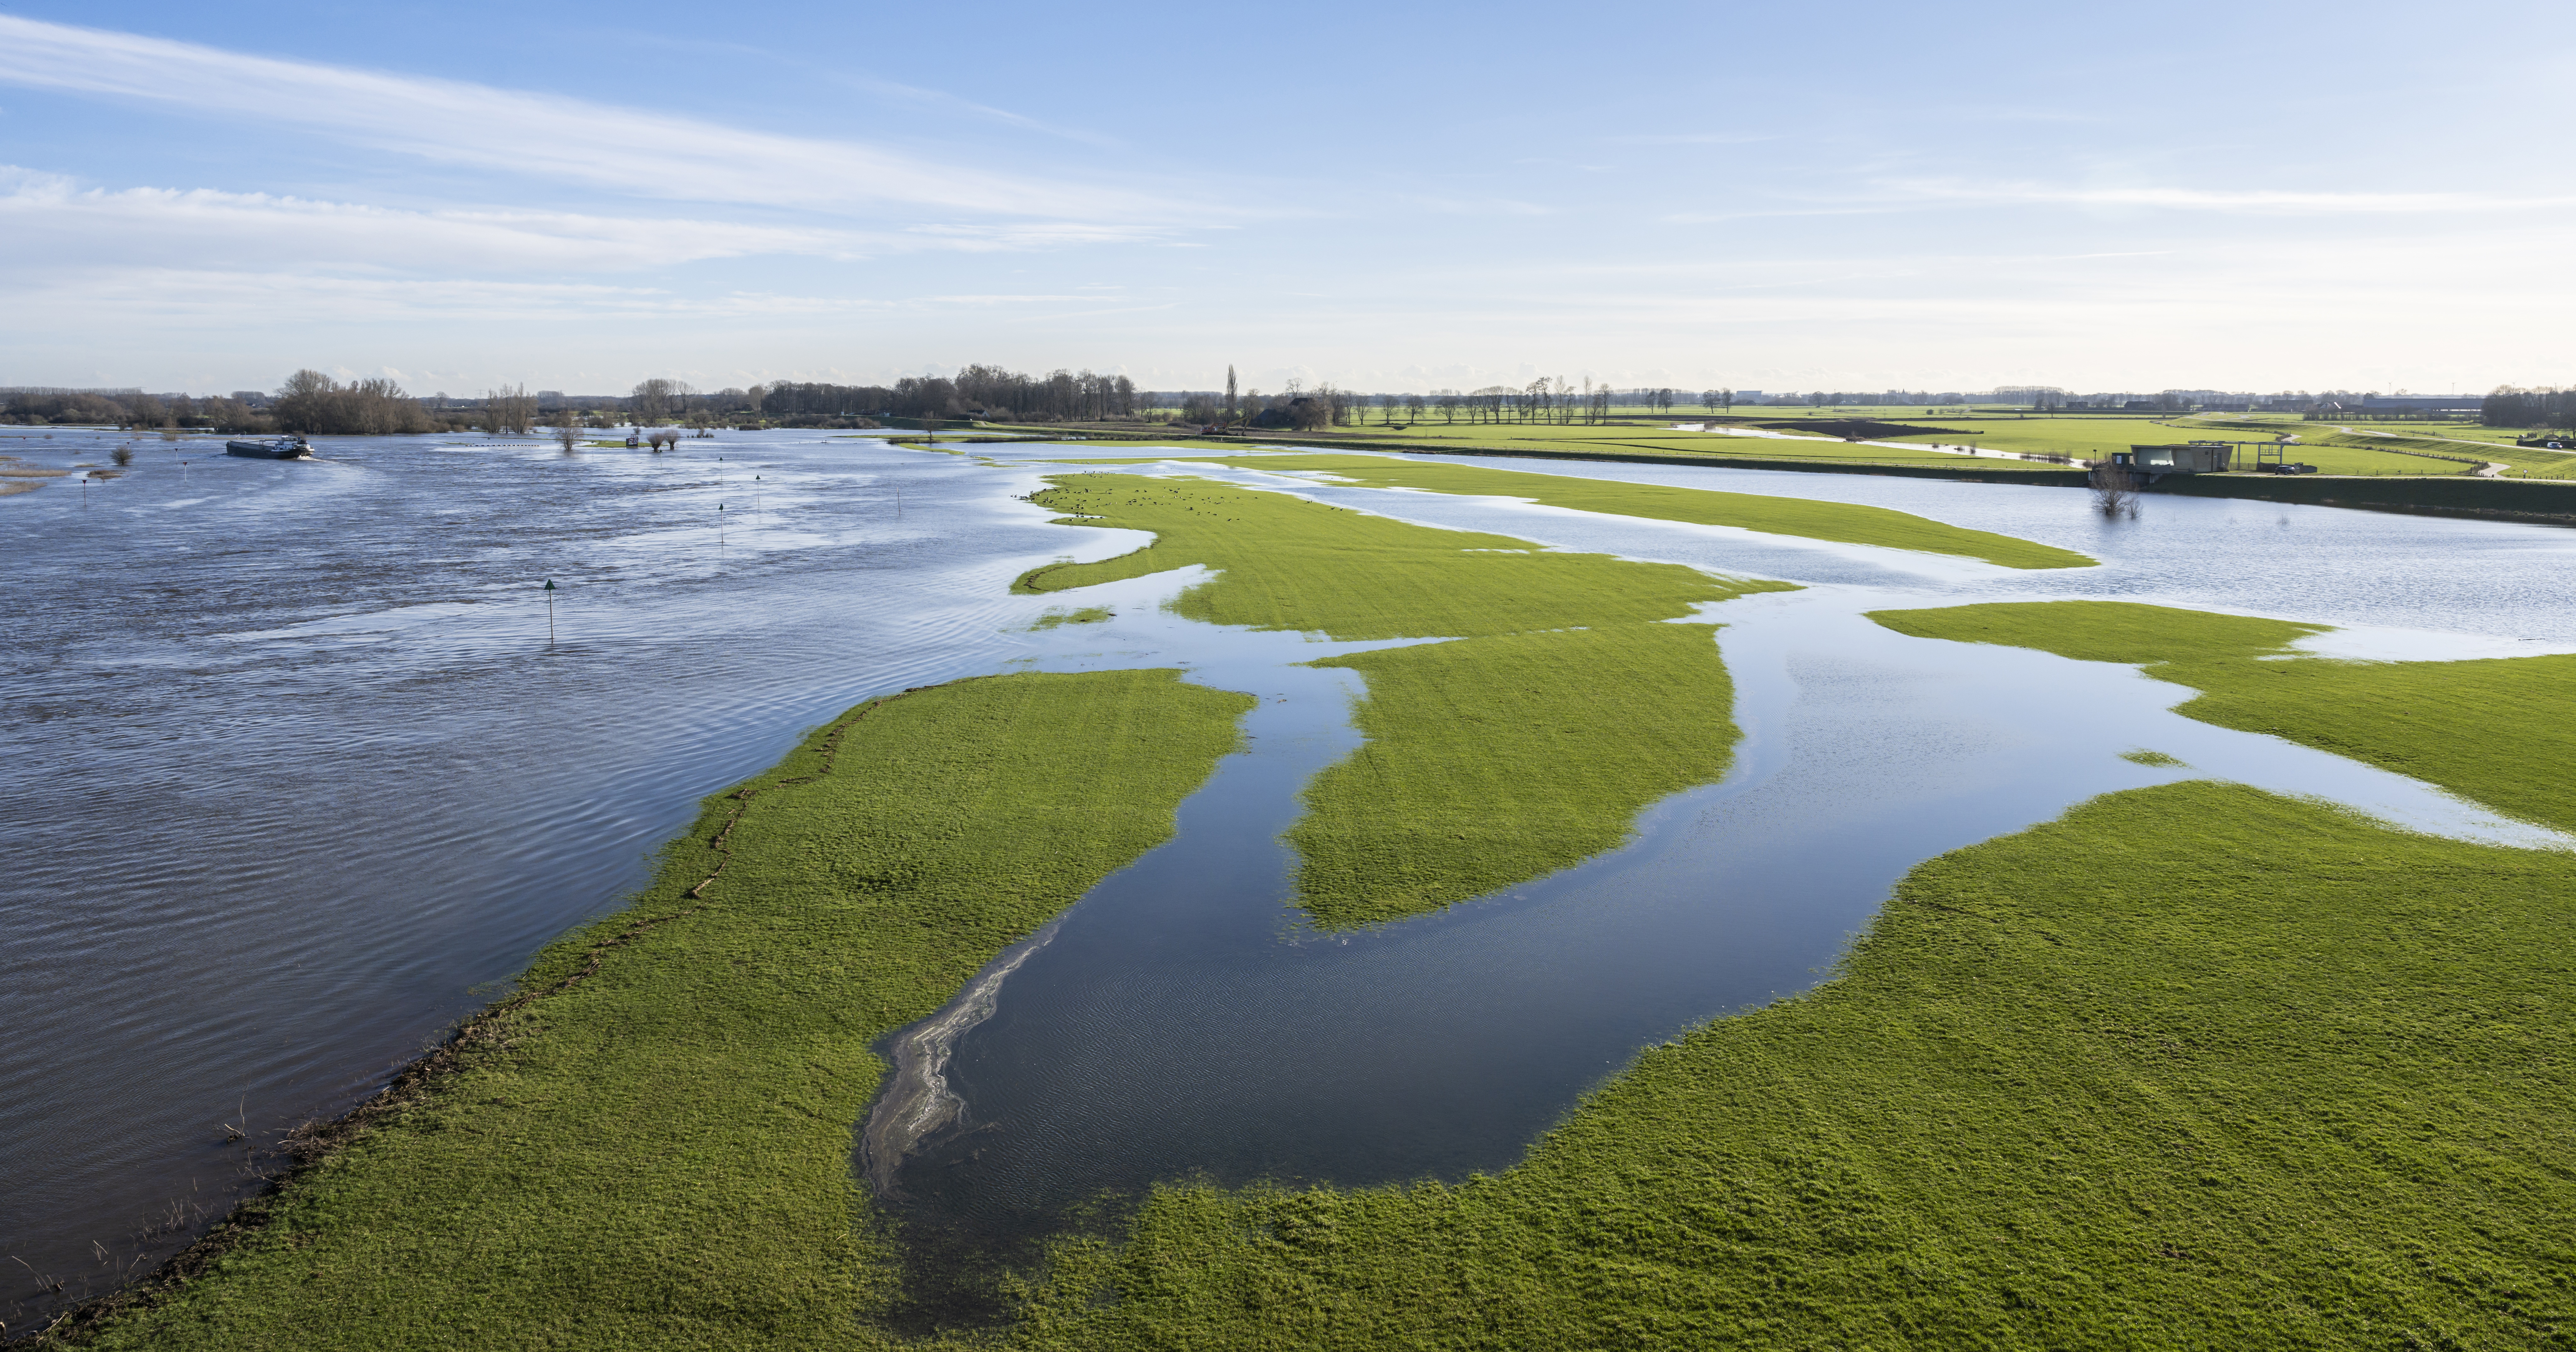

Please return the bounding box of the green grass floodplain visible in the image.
[1230,410,2576,478]
[1017,472,1788,924]
[1167,420,2086,476]
[66,506,2576,1349]
[1002,600,2576,1349]
[1036,454,2094,570]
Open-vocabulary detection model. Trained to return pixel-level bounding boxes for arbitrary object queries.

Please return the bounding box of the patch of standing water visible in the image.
[866,463,2572,1325]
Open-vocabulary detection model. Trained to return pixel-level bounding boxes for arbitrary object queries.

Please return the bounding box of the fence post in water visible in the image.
[543,579,556,646]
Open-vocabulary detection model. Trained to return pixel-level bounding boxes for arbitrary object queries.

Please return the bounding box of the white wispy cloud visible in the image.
[0,168,1179,276]
[1885,179,2576,215]
[1604,132,1775,146]
[0,15,1203,223]
[0,264,915,325]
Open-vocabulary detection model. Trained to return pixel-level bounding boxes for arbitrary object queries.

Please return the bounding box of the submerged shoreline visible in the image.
[860,918,1065,1197]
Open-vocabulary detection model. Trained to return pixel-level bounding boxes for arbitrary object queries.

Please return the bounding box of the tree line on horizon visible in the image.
[9,372,2564,436]
[2481,387,2576,430]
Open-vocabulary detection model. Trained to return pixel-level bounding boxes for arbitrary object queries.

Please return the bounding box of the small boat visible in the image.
[225,436,312,459]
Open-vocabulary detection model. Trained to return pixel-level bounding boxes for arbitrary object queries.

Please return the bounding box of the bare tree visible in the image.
[554,412,582,454]
[483,383,536,435]
[1224,365,1238,425]
[2089,459,2139,518]
[631,378,674,423]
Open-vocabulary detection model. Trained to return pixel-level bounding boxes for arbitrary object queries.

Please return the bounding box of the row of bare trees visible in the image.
[274,370,435,435]
[2,389,273,432]
[2482,386,2575,429]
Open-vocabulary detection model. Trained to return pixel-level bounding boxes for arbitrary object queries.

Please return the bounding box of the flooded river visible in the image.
[6,431,2573,1325]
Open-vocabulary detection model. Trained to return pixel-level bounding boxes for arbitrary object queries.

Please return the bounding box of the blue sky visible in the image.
[3,0,2569,395]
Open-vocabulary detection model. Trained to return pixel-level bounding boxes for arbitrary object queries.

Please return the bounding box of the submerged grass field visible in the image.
[65,670,1251,1349]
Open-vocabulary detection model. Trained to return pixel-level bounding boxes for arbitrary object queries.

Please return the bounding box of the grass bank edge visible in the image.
[50,669,1254,1350]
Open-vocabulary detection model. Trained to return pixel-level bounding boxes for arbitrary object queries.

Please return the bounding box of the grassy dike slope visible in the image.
[1867,600,2576,832]
[71,671,1251,1351]
[1006,639,2576,1348]
[1053,454,2094,570]
[1015,475,1787,924]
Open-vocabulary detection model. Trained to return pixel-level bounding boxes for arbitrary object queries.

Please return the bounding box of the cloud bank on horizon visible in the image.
[1,0,2568,395]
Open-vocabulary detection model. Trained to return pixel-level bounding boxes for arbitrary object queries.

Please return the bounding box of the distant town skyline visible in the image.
[3,1,2568,394]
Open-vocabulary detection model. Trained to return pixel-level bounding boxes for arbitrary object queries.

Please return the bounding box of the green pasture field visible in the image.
[1045,408,2576,478]
[1316,409,2554,477]
[1069,420,2078,474]
[1045,454,2092,569]
[1848,413,2445,477]
[65,669,1253,1350]
[2321,429,2576,479]
[2175,415,2576,479]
